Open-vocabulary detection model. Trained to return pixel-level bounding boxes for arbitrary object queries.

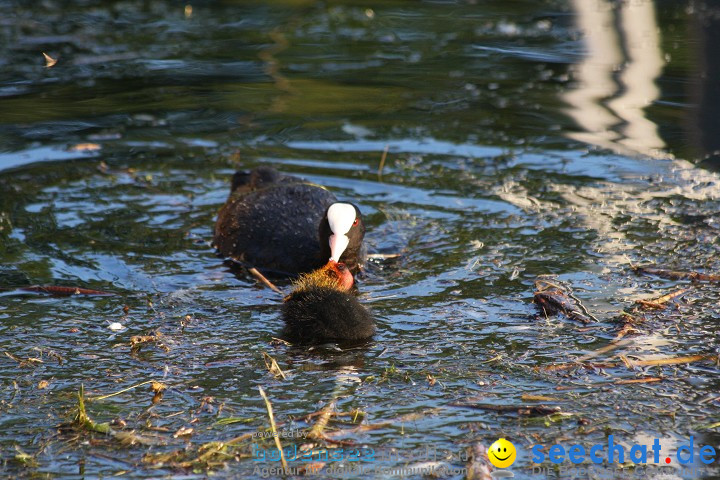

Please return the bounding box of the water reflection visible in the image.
[565,0,666,158]
[686,1,720,169]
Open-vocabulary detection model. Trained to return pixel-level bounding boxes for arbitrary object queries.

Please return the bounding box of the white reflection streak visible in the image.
[565,0,666,158]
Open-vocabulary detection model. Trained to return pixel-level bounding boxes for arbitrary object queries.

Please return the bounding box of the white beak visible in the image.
[329,234,350,262]
[326,203,356,262]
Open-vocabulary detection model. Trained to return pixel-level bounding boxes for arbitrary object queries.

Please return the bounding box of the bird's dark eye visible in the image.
[352,218,359,226]
[337,264,347,271]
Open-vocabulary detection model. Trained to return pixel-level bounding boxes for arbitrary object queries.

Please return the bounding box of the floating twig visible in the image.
[450,402,561,417]
[546,354,718,373]
[632,264,720,283]
[521,394,559,402]
[635,287,691,310]
[576,338,635,363]
[248,267,283,295]
[613,377,663,385]
[624,354,716,368]
[258,386,288,472]
[20,285,114,296]
[366,252,402,260]
[4,351,43,367]
[542,361,617,372]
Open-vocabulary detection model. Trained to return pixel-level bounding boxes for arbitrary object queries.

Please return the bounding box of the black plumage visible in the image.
[213,166,365,275]
[282,286,375,344]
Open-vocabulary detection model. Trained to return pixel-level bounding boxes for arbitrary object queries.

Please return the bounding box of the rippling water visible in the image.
[1,1,719,479]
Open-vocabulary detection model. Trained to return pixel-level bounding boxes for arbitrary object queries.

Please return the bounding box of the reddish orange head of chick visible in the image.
[326,260,354,291]
[289,260,354,295]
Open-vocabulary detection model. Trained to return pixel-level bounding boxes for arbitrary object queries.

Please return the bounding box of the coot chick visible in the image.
[282,261,375,344]
[213,166,365,275]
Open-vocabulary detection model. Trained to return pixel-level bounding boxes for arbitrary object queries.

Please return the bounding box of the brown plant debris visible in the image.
[544,354,717,372]
[635,287,691,310]
[142,432,255,469]
[521,394,559,402]
[324,408,441,438]
[613,377,663,385]
[151,381,167,405]
[130,331,170,353]
[21,285,114,296]
[114,430,164,447]
[450,402,562,417]
[465,443,494,480]
[542,361,617,372]
[4,351,43,367]
[308,400,336,440]
[623,354,716,367]
[303,407,364,423]
[543,313,642,370]
[576,338,635,363]
[173,426,194,438]
[69,143,101,152]
[533,277,596,324]
[632,264,720,282]
[42,52,57,67]
[151,381,167,393]
[262,352,287,380]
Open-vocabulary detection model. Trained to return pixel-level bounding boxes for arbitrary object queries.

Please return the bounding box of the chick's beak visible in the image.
[328,234,349,262]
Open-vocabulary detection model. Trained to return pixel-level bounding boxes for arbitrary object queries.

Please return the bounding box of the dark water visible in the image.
[1,0,719,478]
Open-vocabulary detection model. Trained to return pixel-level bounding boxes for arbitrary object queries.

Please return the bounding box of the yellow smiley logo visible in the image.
[488,438,516,468]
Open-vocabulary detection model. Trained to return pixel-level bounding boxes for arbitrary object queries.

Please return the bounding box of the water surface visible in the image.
[1,0,719,478]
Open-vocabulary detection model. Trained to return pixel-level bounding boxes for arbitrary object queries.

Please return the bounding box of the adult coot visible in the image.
[282,261,375,344]
[213,167,365,275]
